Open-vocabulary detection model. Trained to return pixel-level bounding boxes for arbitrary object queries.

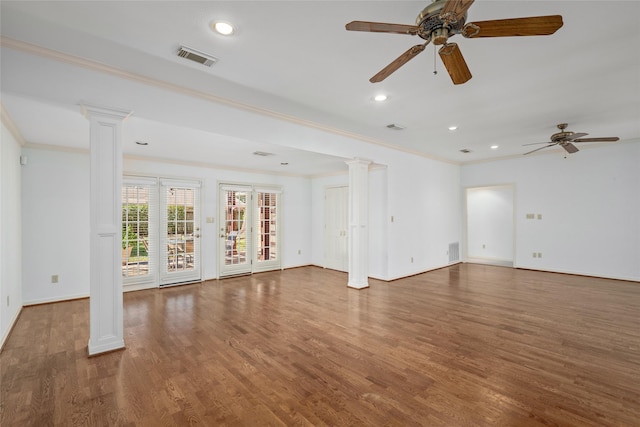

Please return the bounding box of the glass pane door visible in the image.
[219,186,252,277]
[160,182,201,285]
[254,191,280,272]
[122,184,154,284]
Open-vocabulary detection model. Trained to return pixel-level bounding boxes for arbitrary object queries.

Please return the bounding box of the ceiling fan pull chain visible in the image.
[433,44,438,75]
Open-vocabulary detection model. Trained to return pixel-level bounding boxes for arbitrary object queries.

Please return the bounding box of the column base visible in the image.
[347,281,370,290]
[88,338,125,357]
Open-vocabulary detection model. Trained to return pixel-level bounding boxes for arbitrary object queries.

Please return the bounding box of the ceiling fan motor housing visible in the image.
[416,1,466,44]
[551,123,571,142]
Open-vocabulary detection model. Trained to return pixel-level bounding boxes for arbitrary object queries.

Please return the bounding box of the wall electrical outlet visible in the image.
[411,257,414,263]
[538,252,542,258]
[526,213,535,219]
[537,214,542,220]
[532,252,537,258]
[298,249,301,255]
[51,275,59,283]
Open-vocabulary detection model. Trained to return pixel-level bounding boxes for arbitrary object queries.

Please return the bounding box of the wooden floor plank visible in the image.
[2,264,639,426]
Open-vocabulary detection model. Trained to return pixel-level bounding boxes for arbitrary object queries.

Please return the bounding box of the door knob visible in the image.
[195,234,200,238]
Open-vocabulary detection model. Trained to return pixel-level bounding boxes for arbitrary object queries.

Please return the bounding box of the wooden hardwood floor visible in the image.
[2,264,639,426]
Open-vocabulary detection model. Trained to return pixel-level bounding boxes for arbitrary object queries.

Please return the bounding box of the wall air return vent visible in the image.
[449,242,460,263]
[177,45,218,67]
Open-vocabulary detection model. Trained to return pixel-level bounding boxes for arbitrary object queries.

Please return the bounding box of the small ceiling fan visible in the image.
[523,123,620,155]
[346,0,563,85]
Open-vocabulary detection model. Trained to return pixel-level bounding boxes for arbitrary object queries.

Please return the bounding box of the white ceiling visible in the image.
[1,1,639,176]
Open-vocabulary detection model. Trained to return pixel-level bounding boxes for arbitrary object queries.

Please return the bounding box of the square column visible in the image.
[82,104,131,356]
[346,158,371,289]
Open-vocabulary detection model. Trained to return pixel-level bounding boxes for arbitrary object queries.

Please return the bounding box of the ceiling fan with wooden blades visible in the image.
[523,123,620,155]
[345,0,563,85]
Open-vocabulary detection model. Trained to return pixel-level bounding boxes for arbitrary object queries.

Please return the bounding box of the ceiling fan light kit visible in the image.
[346,0,563,85]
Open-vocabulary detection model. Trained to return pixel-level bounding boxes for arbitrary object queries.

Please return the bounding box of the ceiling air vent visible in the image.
[177,45,218,67]
[386,123,405,130]
[253,151,274,157]
[460,149,472,153]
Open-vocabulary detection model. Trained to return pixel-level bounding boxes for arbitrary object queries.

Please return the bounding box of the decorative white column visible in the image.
[346,158,371,289]
[82,104,132,356]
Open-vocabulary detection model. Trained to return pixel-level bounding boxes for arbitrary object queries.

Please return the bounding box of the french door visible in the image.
[160,180,201,286]
[219,184,281,277]
[122,177,158,287]
[122,177,201,288]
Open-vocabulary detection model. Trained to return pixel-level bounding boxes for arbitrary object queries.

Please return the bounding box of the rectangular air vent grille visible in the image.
[449,242,460,263]
[177,45,217,67]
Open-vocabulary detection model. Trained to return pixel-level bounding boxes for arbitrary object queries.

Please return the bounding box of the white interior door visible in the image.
[324,186,348,272]
[160,180,201,286]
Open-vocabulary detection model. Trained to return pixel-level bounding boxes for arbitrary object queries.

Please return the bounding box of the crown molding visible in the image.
[0,102,27,146]
[0,36,458,166]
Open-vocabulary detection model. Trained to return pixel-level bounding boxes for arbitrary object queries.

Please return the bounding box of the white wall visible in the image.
[461,142,640,281]
[20,149,315,304]
[311,152,462,282]
[1,123,23,347]
[21,147,90,304]
[386,153,462,280]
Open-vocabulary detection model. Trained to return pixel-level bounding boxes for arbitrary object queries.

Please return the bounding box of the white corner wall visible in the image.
[1,123,23,347]
[21,147,90,304]
[461,141,640,281]
[311,151,462,282]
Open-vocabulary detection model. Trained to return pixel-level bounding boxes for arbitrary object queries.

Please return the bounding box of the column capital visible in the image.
[345,158,372,167]
[81,103,133,121]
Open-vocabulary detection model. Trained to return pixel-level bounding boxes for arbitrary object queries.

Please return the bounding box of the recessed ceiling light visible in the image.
[135,141,148,146]
[212,21,235,36]
[448,126,458,131]
[490,145,499,149]
[374,94,387,102]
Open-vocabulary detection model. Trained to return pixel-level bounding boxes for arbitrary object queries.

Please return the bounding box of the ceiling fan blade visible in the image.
[523,142,552,146]
[438,43,472,85]
[524,144,556,155]
[463,15,563,38]
[565,132,588,141]
[370,42,428,83]
[562,143,579,153]
[346,21,418,35]
[439,0,475,23]
[573,137,620,143]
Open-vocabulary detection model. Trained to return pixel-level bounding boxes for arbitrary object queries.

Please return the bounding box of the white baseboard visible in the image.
[23,293,89,306]
[1,305,23,351]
